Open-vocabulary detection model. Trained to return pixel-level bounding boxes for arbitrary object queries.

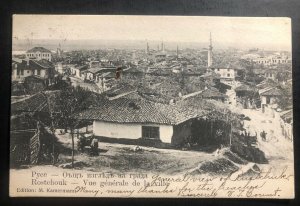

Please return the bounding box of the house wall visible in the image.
[86,72,95,80]
[55,63,64,74]
[12,67,18,81]
[261,96,277,106]
[21,69,33,79]
[40,69,47,78]
[26,52,52,61]
[93,121,173,143]
[280,120,293,141]
[214,68,235,79]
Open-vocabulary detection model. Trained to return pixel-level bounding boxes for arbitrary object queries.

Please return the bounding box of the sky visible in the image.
[13,15,291,50]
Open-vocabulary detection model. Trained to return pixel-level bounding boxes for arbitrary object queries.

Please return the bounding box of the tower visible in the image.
[146,41,149,54]
[176,45,179,59]
[161,41,165,52]
[207,32,213,68]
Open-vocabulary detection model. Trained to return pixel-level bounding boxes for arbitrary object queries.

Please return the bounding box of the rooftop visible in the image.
[75,92,204,125]
[16,59,54,70]
[26,47,51,53]
[260,87,283,96]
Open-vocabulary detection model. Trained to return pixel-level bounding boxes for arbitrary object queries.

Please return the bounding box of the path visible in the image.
[240,108,293,168]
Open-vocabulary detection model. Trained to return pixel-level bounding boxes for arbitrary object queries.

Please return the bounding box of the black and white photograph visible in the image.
[9,15,294,198]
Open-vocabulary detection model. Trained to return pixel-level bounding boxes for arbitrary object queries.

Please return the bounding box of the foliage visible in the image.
[54,86,93,129]
[275,84,293,110]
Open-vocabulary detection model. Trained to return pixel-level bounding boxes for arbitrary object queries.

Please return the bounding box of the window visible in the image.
[27,70,30,74]
[142,126,160,139]
[37,70,41,75]
[227,73,230,77]
[21,70,24,75]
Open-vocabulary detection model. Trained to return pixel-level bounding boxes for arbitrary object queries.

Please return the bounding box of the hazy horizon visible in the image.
[12,38,291,52]
[13,15,292,52]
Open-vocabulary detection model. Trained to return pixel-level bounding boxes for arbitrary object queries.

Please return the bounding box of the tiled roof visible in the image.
[200,71,221,79]
[12,58,23,63]
[33,59,54,68]
[11,91,61,113]
[75,65,89,71]
[26,47,51,53]
[87,67,116,74]
[16,59,54,71]
[201,88,227,99]
[235,84,254,92]
[280,110,293,122]
[75,92,204,125]
[86,68,103,74]
[105,83,137,99]
[260,87,283,96]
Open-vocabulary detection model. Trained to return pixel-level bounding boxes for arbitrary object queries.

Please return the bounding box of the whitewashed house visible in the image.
[210,67,236,84]
[259,87,283,113]
[76,92,199,146]
[26,47,52,62]
[70,65,89,79]
[11,59,55,83]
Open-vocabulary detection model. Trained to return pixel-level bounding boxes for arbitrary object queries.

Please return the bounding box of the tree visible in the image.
[55,86,93,168]
[275,84,292,110]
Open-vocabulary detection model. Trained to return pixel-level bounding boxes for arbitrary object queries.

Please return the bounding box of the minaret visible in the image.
[176,45,179,59]
[161,41,164,52]
[146,42,149,54]
[207,32,213,68]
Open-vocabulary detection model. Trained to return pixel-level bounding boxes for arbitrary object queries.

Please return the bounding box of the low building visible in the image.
[200,88,228,102]
[253,55,291,66]
[95,72,115,92]
[11,59,55,85]
[70,64,89,79]
[26,47,52,62]
[210,67,236,84]
[76,92,200,146]
[235,84,259,109]
[259,87,283,112]
[264,69,278,81]
[85,67,116,82]
[76,92,233,148]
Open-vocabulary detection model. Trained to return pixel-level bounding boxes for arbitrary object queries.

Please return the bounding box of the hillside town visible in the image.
[10,33,293,175]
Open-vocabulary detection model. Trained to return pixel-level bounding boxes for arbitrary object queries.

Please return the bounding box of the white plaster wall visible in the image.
[261,96,267,105]
[93,121,173,143]
[12,68,18,81]
[22,69,33,78]
[40,69,47,78]
[159,125,173,143]
[215,68,235,79]
[86,72,94,80]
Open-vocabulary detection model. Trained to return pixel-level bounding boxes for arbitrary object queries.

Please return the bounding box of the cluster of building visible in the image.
[11,33,293,161]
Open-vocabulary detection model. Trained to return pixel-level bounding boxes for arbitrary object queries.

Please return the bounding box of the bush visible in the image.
[230,142,268,164]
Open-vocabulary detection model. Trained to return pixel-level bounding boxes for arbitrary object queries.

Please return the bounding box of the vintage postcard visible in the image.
[10,15,294,198]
